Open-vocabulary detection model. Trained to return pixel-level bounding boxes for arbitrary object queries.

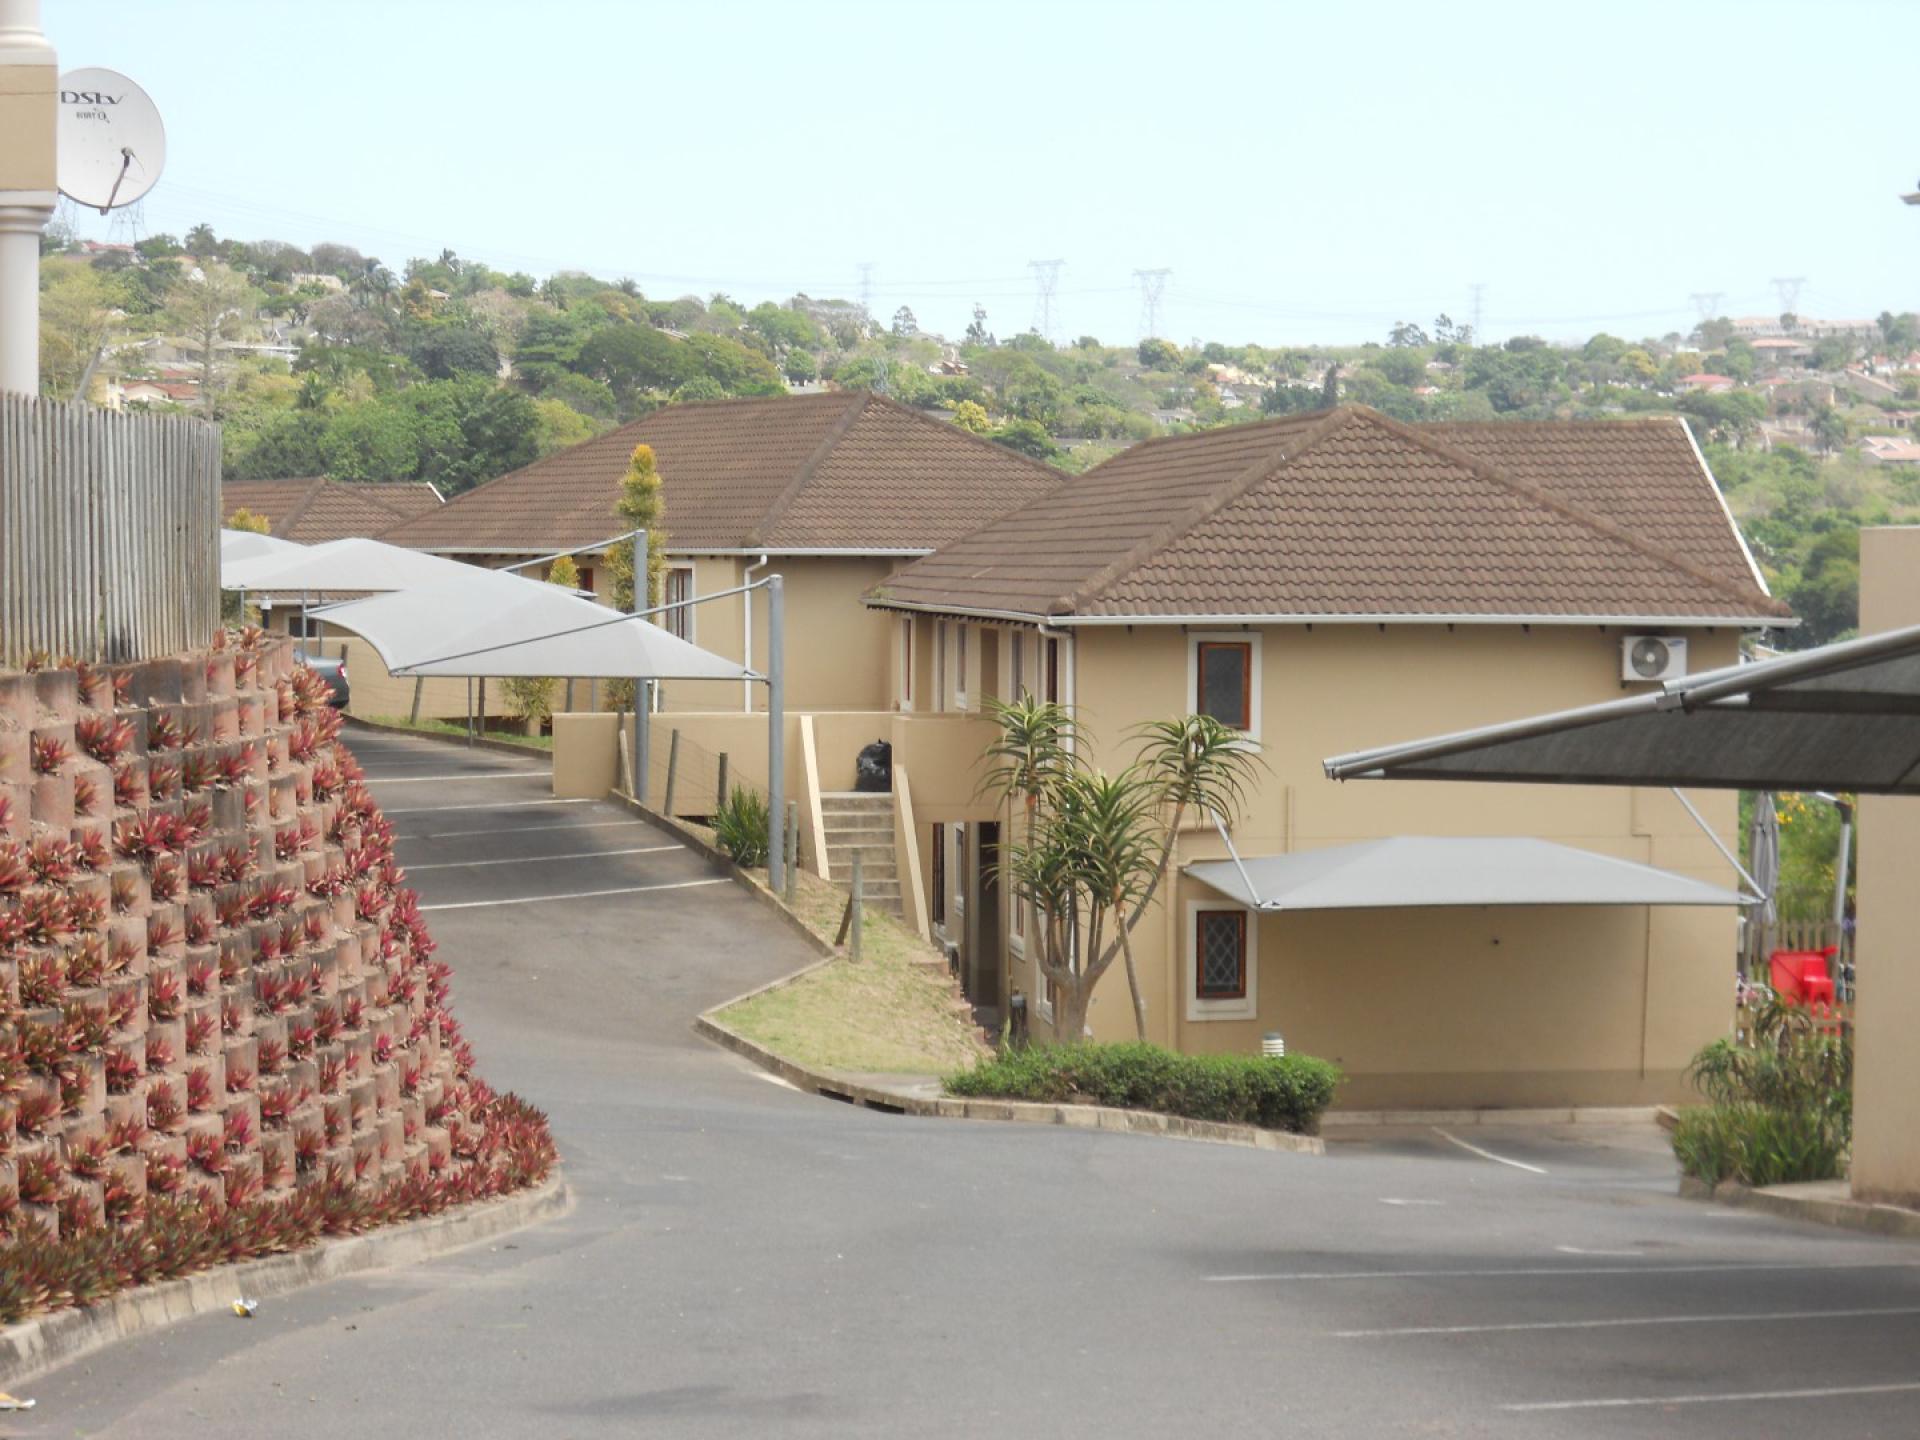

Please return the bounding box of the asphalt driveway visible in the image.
[17,733,1920,1439]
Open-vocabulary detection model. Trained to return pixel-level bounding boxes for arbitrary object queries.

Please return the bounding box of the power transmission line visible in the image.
[1770,275,1807,319]
[1688,291,1726,326]
[1133,267,1171,339]
[1028,258,1064,339]
[856,262,874,324]
[1468,282,1486,342]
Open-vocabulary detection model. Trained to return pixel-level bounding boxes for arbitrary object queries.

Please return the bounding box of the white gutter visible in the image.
[742,553,768,712]
[419,544,933,559]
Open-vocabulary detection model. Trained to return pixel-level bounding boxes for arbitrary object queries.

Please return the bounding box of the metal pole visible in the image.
[766,574,785,893]
[663,729,680,817]
[850,848,863,961]
[637,679,653,806]
[716,751,729,813]
[1832,799,1854,1000]
[476,676,486,739]
[465,676,473,747]
[408,675,424,726]
[785,801,799,904]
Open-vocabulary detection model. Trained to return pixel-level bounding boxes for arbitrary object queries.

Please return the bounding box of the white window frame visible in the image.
[898,618,915,712]
[1186,630,1263,744]
[935,622,948,712]
[1186,900,1258,1022]
[663,565,696,643]
[952,623,970,710]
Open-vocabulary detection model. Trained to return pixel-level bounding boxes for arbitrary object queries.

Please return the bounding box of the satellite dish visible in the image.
[56,68,166,214]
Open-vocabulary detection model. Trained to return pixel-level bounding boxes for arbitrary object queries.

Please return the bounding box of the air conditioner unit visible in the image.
[1621,634,1688,683]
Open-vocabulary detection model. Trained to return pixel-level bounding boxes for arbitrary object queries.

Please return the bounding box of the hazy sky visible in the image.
[47,0,1920,346]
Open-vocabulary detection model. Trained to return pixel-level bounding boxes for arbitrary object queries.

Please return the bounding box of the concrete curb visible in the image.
[1323,1106,1664,1129]
[0,1173,571,1389]
[344,714,553,763]
[694,1009,1323,1156]
[1678,1174,1920,1239]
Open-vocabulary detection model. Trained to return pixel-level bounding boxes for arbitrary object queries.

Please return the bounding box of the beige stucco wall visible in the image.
[1008,620,1744,1108]
[0,60,56,193]
[1852,527,1920,1205]
[656,555,898,715]
[552,712,619,799]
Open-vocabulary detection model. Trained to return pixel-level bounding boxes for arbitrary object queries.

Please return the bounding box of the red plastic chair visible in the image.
[1769,947,1838,1007]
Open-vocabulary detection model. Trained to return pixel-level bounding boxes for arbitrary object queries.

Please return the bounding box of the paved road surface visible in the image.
[21,733,1920,1438]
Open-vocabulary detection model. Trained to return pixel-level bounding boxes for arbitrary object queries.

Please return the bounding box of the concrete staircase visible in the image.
[818,791,902,917]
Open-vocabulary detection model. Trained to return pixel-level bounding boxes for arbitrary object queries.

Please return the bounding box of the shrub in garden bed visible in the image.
[1671,998,1851,1188]
[945,1041,1341,1134]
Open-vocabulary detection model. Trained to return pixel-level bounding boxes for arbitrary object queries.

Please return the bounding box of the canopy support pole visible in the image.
[641,679,656,814]
[767,574,786,894]
[1670,786,1765,900]
[465,676,473,747]
[1211,811,1266,909]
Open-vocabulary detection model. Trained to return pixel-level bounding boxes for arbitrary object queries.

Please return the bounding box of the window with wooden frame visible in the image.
[1195,910,1247,1000]
[935,623,948,711]
[1186,900,1257,1020]
[1043,636,1060,703]
[1188,631,1261,739]
[930,823,946,928]
[1009,631,1027,701]
[1195,642,1252,729]
[953,624,969,707]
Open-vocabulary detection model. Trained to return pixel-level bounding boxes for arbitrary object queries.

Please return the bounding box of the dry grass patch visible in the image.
[719,867,990,1076]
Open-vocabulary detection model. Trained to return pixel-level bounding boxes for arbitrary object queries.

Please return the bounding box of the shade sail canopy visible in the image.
[1323,622,1920,795]
[221,537,483,594]
[1186,837,1746,912]
[312,572,747,681]
[220,529,305,565]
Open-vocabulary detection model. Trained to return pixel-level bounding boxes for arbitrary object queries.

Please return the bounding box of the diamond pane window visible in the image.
[1197,642,1251,729]
[1196,910,1246,1000]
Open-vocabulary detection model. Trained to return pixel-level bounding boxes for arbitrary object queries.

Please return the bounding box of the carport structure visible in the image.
[1327,612,1920,1210]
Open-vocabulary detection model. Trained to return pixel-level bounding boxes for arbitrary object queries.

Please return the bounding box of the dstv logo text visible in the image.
[62,90,125,106]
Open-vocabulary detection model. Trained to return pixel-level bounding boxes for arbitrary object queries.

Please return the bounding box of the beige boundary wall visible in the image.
[1853,527,1920,1207]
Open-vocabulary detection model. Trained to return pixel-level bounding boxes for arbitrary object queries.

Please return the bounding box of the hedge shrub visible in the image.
[945,1042,1341,1135]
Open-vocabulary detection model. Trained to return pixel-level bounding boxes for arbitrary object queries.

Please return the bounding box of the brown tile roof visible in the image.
[868,407,1790,625]
[375,391,1064,555]
[221,479,443,545]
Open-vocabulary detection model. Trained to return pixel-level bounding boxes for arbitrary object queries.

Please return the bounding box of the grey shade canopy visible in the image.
[221,537,484,594]
[312,571,747,682]
[1323,622,1920,795]
[220,528,304,564]
[1186,837,1746,912]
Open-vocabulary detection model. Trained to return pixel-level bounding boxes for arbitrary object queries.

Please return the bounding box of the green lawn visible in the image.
[717,866,990,1076]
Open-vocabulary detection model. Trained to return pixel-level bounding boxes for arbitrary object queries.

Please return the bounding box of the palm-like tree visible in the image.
[982,701,1260,1042]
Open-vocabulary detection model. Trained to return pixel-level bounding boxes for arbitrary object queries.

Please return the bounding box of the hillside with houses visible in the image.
[37,226,1920,647]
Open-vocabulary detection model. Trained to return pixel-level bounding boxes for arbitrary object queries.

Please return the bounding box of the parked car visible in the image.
[295,650,350,709]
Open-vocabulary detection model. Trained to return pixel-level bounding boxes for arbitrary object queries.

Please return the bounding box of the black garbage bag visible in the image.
[855,739,892,793]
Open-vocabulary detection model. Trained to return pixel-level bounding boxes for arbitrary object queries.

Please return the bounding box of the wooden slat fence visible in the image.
[1,393,220,663]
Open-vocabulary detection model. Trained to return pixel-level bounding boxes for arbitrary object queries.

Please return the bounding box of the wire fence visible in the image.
[642,722,769,824]
[1,393,221,663]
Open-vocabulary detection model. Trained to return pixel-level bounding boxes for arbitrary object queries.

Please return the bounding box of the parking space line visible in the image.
[393,818,649,841]
[381,798,599,815]
[1206,1259,1920,1283]
[420,878,729,911]
[1337,1305,1920,1338]
[407,845,682,871]
[1433,1128,1548,1174]
[358,772,537,785]
[1501,1381,1920,1412]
